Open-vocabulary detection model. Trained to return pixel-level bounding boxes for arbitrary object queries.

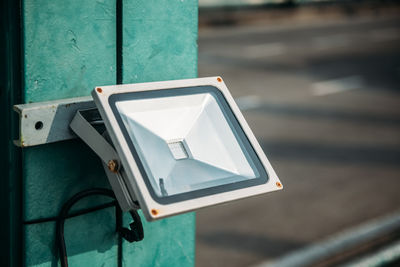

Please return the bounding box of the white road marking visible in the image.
[311,75,364,96]
[235,95,263,110]
[243,43,286,59]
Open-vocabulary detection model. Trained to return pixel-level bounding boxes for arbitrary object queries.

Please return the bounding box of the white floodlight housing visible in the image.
[72,77,282,221]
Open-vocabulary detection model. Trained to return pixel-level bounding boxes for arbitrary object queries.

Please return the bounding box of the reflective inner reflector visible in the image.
[115,91,259,197]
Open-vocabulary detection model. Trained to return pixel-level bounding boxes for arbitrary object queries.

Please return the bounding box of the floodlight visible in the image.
[70,77,282,221]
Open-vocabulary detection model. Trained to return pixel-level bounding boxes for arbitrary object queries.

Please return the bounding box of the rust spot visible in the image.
[217,77,222,82]
[151,209,159,216]
[107,160,119,173]
[276,182,282,188]
[96,87,103,93]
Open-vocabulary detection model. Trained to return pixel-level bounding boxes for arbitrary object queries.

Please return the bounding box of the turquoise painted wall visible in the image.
[17,0,198,266]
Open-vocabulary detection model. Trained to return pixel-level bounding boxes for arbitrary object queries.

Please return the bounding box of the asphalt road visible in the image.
[196,11,400,267]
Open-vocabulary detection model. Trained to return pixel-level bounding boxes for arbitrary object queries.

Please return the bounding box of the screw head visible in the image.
[151,209,159,216]
[107,160,119,173]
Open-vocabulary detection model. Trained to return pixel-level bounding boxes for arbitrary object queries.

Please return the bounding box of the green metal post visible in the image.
[1,0,197,266]
[121,1,198,265]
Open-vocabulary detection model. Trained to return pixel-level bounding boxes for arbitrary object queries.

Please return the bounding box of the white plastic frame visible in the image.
[92,76,283,221]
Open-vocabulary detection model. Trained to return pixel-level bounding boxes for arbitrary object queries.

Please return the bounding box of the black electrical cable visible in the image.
[24,201,117,225]
[55,188,143,267]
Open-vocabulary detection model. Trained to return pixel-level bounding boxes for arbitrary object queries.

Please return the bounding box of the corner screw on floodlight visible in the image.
[68,76,283,221]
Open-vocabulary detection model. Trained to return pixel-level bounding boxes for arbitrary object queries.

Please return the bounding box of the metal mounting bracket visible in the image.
[70,108,137,211]
[69,108,120,166]
[13,96,138,211]
[13,96,95,147]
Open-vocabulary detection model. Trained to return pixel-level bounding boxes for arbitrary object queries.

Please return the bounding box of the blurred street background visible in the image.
[196,1,400,266]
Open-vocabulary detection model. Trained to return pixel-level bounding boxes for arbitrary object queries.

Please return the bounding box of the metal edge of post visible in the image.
[0,0,23,266]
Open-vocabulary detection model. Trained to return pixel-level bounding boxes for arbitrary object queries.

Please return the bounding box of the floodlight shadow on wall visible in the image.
[68,77,283,221]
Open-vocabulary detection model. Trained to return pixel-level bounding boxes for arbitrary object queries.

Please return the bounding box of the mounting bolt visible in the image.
[108,160,119,173]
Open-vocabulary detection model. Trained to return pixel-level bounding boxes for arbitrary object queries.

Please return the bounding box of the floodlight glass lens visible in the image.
[113,87,263,199]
